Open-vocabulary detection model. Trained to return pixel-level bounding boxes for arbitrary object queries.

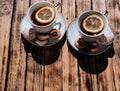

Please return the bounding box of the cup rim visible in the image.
[26,1,58,28]
[76,10,109,38]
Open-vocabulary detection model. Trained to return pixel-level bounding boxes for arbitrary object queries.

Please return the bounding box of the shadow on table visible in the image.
[67,42,115,74]
[22,34,66,65]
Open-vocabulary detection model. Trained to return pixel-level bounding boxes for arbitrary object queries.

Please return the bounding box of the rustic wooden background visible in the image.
[0,0,120,91]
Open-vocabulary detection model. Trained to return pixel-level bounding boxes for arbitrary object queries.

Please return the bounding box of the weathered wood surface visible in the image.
[62,0,79,91]
[0,0,120,91]
[6,0,29,91]
[0,0,14,91]
[93,0,116,91]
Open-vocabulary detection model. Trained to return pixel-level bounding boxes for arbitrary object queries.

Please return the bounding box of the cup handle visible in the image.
[20,16,34,40]
[99,26,114,45]
[53,22,62,30]
[104,10,109,16]
[55,2,62,10]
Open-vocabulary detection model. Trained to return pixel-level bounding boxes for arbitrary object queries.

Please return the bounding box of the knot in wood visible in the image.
[0,1,11,17]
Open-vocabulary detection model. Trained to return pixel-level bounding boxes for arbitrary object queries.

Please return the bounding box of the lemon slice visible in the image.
[35,6,56,24]
[82,14,104,34]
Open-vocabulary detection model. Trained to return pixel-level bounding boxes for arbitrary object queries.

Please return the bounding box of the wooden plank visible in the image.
[6,0,29,91]
[43,0,63,91]
[76,0,98,91]
[44,50,63,91]
[26,52,44,91]
[78,55,98,91]
[106,0,120,91]
[25,0,44,91]
[0,0,14,91]
[92,0,106,12]
[76,0,91,15]
[62,0,79,91]
[26,0,63,91]
[92,0,117,91]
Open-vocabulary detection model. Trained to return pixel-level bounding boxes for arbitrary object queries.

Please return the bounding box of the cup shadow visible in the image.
[67,42,115,74]
[22,34,66,65]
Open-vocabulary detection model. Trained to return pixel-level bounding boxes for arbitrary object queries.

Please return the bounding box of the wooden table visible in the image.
[0,0,120,91]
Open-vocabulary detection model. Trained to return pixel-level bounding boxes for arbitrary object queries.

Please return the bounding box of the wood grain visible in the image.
[93,0,116,91]
[26,52,44,91]
[92,0,106,12]
[78,56,98,91]
[76,0,98,91]
[44,53,62,91]
[106,0,120,91]
[62,0,79,91]
[0,0,120,91]
[43,0,63,91]
[6,0,29,91]
[0,0,14,91]
[25,0,44,91]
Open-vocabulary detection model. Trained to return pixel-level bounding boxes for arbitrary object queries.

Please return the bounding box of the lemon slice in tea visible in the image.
[35,6,56,24]
[82,14,104,34]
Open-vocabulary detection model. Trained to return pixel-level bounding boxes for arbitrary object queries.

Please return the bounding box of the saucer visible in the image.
[20,13,66,47]
[67,19,110,55]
